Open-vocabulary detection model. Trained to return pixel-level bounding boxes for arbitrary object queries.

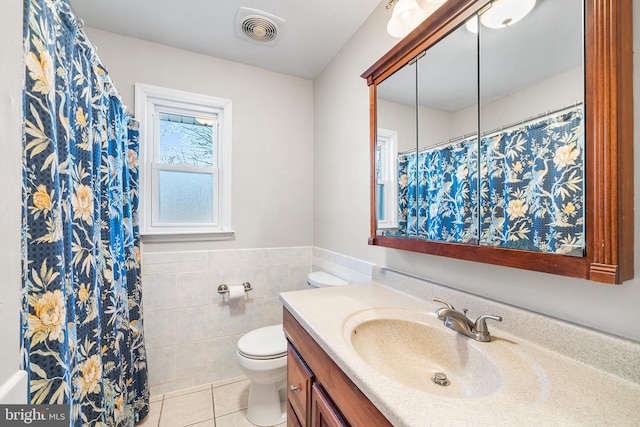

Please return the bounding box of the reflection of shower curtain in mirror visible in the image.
[395,107,584,255]
[397,139,478,242]
[417,140,478,243]
[480,108,584,254]
[397,152,417,237]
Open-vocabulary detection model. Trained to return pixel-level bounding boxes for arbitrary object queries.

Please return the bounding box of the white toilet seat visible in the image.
[237,324,287,360]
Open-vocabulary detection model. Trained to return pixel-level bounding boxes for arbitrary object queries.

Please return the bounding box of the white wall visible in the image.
[82,28,315,254]
[479,66,584,131]
[314,3,640,343]
[0,0,25,396]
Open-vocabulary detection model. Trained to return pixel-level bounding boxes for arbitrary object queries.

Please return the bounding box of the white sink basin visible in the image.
[343,308,507,399]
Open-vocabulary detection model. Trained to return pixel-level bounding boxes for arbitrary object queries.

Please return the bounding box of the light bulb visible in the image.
[387,0,429,38]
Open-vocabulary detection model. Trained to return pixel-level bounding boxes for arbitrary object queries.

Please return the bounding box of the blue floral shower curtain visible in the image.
[417,139,478,243]
[480,109,584,254]
[21,0,149,425]
[397,139,478,242]
[395,107,584,255]
[397,152,417,237]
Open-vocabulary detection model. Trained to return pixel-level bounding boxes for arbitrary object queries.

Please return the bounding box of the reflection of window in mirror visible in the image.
[376,128,398,231]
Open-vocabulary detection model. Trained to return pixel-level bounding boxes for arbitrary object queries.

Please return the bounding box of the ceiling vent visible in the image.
[235,7,285,46]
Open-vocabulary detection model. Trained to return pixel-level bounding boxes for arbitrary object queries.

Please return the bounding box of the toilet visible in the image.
[236,325,288,426]
[307,270,348,288]
[236,271,348,426]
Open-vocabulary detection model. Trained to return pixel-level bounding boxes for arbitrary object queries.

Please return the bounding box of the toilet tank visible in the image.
[307,271,348,288]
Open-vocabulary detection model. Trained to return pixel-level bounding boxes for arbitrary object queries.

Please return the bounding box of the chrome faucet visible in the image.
[433,297,502,342]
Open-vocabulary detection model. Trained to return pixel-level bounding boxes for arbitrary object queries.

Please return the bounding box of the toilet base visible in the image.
[245,380,286,426]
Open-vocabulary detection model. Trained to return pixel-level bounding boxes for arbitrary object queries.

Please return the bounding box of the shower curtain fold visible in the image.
[21,0,149,425]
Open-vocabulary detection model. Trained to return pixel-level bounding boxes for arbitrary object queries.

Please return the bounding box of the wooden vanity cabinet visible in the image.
[283,308,392,427]
[287,343,312,426]
[311,383,348,427]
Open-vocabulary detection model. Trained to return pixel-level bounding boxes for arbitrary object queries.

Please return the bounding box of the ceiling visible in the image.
[68,0,384,80]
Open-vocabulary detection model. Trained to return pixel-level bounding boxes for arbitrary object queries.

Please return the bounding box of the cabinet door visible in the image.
[287,402,303,427]
[287,344,313,426]
[311,383,348,427]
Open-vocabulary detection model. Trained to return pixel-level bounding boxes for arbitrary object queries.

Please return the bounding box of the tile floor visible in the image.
[138,377,287,427]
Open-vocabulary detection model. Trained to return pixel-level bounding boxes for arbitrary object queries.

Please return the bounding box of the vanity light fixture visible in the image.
[386,0,428,38]
[480,0,536,29]
[465,0,536,33]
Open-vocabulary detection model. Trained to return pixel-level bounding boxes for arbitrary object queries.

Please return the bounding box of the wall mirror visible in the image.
[363,0,633,284]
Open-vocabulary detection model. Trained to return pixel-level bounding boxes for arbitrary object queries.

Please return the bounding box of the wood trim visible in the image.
[361,0,490,84]
[283,309,392,427]
[311,383,348,427]
[369,83,378,240]
[585,0,635,283]
[287,403,303,427]
[362,0,634,284]
[370,235,589,279]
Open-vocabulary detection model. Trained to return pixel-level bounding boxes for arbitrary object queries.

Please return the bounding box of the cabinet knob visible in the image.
[289,384,299,392]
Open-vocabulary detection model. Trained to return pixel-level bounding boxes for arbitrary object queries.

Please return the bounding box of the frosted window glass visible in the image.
[158,170,214,223]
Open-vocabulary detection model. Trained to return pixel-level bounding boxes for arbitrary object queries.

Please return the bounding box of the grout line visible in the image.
[156,394,164,427]
[211,386,217,426]
[184,418,216,427]
[163,384,213,401]
[212,375,247,389]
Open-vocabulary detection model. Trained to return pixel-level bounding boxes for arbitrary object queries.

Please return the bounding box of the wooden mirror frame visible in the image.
[362,0,633,284]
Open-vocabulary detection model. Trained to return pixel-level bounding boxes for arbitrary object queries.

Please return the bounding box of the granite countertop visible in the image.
[280,282,640,427]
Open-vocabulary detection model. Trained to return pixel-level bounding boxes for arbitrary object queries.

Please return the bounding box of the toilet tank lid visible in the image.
[237,325,286,359]
[307,271,348,287]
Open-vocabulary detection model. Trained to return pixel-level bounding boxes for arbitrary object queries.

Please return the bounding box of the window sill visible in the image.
[141,230,235,243]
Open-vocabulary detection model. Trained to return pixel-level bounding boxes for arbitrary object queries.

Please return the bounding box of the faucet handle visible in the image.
[473,314,502,342]
[433,297,455,310]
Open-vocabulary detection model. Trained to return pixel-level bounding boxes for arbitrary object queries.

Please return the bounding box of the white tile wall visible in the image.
[142,246,313,395]
[312,247,374,284]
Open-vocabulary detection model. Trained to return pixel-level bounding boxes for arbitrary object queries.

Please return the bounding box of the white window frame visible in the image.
[135,83,233,241]
[376,128,398,230]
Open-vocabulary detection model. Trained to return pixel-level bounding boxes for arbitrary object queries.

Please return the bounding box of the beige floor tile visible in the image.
[137,399,162,427]
[164,383,212,400]
[215,410,287,427]
[159,389,214,427]
[214,410,254,427]
[212,379,250,417]
[212,374,246,388]
[185,419,216,427]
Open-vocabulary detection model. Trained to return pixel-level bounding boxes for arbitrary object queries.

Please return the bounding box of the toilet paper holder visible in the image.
[217,282,253,294]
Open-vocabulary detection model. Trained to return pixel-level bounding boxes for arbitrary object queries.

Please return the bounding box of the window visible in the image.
[135,84,232,240]
[375,128,398,230]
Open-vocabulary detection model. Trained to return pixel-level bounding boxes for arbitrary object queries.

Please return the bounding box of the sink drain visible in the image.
[432,372,449,386]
